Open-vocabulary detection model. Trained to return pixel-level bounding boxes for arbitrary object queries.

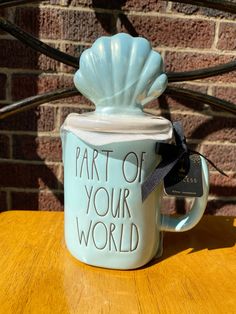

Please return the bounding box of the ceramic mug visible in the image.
[62,130,209,270]
[61,33,209,269]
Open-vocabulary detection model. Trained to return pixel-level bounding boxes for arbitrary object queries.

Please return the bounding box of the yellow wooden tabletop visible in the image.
[0,211,235,314]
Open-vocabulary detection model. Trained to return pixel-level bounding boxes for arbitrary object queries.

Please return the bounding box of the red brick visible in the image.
[52,93,91,105]
[171,113,236,143]
[37,75,73,94]
[202,144,236,172]
[0,191,7,212]
[60,43,89,73]
[205,200,236,216]
[162,197,236,216]
[0,106,56,132]
[0,162,59,189]
[11,74,38,101]
[171,3,236,20]
[0,134,10,158]
[60,106,94,124]
[16,7,116,40]
[37,47,61,72]
[162,197,177,215]
[209,173,236,197]
[11,74,73,101]
[165,52,236,83]
[62,10,116,41]
[11,191,64,211]
[212,86,236,105]
[13,135,62,162]
[0,40,59,71]
[217,22,236,50]
[0,8,6,18]
[171,3,200,15]
[15,7,63,40]
[0,74,7,100]
[162,197,191,215]
[156,84,208,113]
[118,15,215,49]
[0,8,14,35]
[36,106,56,132]
[0,40,37,69]
[207,86,236,114]
[122,0,167,12]
[161,176,236,216]
[37,191,64,211]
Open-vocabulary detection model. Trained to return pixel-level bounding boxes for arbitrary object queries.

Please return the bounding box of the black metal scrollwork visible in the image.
[0,0,235,118]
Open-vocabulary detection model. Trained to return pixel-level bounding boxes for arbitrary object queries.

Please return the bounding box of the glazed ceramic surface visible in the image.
[61,33,209,269]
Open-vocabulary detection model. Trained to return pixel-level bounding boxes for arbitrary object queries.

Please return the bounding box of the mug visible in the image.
[62,130,209,269]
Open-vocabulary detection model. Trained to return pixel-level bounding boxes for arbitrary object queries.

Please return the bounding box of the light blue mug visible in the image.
[61,34,209,269]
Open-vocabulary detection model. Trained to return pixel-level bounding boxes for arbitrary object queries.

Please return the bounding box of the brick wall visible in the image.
[0,1,235,215]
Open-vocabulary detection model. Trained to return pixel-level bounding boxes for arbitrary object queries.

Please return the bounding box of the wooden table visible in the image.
[0,211,235,314]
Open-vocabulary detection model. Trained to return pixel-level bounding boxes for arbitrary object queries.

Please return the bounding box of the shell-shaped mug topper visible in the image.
[74,33,167,115]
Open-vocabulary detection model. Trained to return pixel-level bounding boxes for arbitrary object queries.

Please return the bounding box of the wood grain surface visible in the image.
[0,211,235,314]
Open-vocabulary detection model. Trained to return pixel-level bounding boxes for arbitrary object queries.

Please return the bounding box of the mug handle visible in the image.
[160,156,209,232]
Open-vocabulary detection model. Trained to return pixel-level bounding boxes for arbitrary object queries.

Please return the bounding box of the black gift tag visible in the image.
[164,154,203,197]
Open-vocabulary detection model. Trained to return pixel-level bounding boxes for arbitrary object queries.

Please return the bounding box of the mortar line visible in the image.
[171,81,236,88]
[207,196,236,201]
[145,108,236,118]
[163,195,236,201]
[32,3,236,24]
[0,34,15,40]
[0,130,60,136]
[6,190,11,211]
[207,85,213,96]
[0,38,235,56]
[0,100,10,105]
[6,35,233,55]
[1,77,236,89]
[1,187,64,193]
[57,163,63,190]
[0,68,75,76]
[54,104,59,129]
[5,72,12,103]
[156,46,236,56]
[166,1,172,13]
[8,133,13,159]
[0,158,62,165]
[212,20,220,50]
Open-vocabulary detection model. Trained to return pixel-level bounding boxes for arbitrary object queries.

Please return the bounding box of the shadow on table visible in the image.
[145,216,236,267]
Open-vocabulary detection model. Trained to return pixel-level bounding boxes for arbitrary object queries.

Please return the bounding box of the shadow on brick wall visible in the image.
[0,5,64,211]
[92,0,139,36]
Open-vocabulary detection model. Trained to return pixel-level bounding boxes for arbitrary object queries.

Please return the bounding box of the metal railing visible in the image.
[0,0,235,119]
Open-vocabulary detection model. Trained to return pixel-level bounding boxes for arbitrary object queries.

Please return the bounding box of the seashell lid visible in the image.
[65,33,172,136]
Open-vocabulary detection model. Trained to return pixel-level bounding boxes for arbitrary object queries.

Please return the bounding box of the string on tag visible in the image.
[141,121,227,202]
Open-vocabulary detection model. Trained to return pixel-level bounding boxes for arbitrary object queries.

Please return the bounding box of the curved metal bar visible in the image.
[0,0,41,8]
[1,18,235,82]
[167,61,236,82]
[164,86,236,115]
[0,17,79,68]
[0,88,79,119]
[1,85,235,120]
[169,0,236,14]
